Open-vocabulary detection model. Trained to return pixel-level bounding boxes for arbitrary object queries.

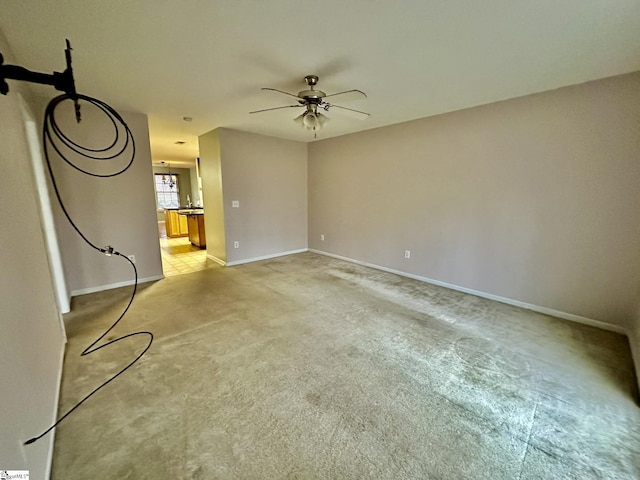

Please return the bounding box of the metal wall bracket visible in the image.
[0,39,80,121]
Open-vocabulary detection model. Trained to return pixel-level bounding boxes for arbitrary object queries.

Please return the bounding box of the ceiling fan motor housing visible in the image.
[298,92,325,103]
[297,74,326,104]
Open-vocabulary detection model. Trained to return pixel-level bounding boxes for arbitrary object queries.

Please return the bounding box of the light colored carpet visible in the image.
[52,252,639,479]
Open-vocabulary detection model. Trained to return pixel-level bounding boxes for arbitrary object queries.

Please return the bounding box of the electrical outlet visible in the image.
[232,200,240,208]
[320,234,325,241]
[127,255,136,263]
[234,241,239,249]
[404,250,411,259]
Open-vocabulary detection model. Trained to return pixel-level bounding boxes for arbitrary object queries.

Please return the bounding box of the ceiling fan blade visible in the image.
[323,103,370,118]
[323,89,367,99]
[261,87,301,99]
[249,105,303,114]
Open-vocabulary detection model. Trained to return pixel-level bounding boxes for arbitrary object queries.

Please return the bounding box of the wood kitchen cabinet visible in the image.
[187,214,206,248]
[164,209,188,237]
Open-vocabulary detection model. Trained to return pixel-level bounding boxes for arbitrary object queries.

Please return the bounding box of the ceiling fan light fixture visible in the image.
[317,112,328,128]
[302,112,319,130]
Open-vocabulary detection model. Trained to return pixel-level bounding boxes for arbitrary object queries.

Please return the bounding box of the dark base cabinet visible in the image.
[187,214,206,248]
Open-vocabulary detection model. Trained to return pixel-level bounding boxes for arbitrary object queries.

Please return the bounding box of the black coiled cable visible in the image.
[24,93,154,445]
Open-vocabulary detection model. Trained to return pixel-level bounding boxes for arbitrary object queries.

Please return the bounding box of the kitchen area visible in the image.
[153,159,213,276]
[164,206,206,248]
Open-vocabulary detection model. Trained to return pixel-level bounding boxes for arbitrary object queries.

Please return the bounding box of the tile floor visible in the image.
[158,222,217,277]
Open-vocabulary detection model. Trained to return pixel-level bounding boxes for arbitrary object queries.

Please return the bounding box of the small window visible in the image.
[154,173,180,209]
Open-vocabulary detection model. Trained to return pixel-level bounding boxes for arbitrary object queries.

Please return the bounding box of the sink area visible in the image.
[177,208,204,215]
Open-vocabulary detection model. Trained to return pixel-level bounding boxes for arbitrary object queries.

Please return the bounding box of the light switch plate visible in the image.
[232,200,239,208]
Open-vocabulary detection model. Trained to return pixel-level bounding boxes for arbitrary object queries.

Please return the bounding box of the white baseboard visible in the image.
[61,300,71,315]
[206,254,227,266]
[70,274,165,297]
[226,248,309,267]
[309,248,627,335]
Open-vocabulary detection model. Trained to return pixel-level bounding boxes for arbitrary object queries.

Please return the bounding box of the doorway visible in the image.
[153,160,211,277]
[158,220,209,276]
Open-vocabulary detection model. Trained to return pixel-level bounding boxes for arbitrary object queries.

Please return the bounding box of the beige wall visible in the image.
[0,31,66,478]
[46,101,163,294]
[199,128,227,263]
[198,128,308,265]
[216,128,307,264]
[309,72,640,331]
[189,165,201,206]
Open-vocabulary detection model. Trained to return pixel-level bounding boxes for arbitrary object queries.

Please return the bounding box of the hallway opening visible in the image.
[158,221,213,277]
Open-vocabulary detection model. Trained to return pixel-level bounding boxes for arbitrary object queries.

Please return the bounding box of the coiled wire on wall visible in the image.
[24,93,153,445]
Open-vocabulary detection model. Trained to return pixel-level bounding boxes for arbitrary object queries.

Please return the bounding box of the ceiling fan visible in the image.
[250,75,369,137]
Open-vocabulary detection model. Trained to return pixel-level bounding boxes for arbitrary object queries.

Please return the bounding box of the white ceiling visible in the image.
[2,1,639,168]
